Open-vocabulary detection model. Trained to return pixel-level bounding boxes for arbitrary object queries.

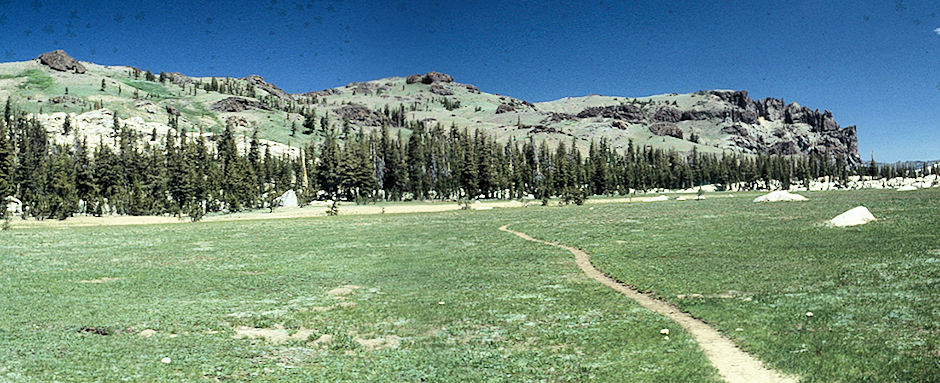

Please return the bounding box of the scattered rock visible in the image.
[139,329,157,338]
[829,206,876,227]
[48,96,83,104]
[37,50,86,73]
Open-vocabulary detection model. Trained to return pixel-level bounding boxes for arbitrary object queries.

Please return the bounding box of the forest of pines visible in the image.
[0,98,916,221]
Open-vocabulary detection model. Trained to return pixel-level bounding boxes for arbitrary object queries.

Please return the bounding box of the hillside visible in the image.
[0,50,859,162]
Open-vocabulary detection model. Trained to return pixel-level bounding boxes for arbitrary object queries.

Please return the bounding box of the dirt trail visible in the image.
[498,224,797,383]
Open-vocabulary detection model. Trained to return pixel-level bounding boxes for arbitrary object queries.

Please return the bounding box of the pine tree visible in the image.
[315,128,341,199]
[0,118,14,203]
[62,115,71,135]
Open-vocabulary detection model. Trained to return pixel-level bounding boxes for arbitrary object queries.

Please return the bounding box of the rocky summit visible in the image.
[37,50,86,74]
[0,50,859,163]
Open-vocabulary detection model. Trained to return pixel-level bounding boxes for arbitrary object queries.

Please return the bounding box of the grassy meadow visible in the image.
[0,188,937,381]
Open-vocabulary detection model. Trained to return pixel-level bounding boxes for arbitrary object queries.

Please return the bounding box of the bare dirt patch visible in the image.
[354,334,401,351]
[232,325,316,344]
[327,284,362,297]
[499,224,797,383]
[78,277,121,284]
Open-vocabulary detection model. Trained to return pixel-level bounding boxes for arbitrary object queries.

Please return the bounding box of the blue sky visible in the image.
[0,0,937,161]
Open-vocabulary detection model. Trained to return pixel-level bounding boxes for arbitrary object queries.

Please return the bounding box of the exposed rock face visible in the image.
[406,71,454,84]
[577,104,644,121]
[429,84,453,96]
[333,104,390,126]
[649,122,683,139]
[209,97,272,112]
[241,75,291,101]
[37,50,86,73]
[163,72,193,87]
[651,107,681,123]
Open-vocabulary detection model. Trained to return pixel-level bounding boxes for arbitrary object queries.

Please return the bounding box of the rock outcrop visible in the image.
[495,104,515,114]
[406,71,454,84]
[37,50,86,73]
[333,104,390,126]
[577,104,645,122]
[649,122,683,139]
[209,97,272,112]
[241,75,291,100]
[429,84,453,96]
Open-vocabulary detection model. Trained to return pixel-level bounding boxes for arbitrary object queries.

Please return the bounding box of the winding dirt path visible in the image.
[498,224,797,383]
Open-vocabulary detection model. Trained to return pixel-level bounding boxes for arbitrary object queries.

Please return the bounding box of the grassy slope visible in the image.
[0,212,720,382]
[0,59,736,155]
[514,188,940,382]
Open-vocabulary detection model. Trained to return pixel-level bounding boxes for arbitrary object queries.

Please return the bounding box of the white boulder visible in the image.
[276,190,299,207]
[753,190,808,202]
[896,185,917,192]
[829,206,876,227]
[4,196,22,216]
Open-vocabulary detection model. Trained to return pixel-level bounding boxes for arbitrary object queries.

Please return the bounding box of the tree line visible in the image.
[0,99,927,221]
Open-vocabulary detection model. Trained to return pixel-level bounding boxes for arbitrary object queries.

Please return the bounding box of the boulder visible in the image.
[37,50,86,73]
[165,105,181,116]
[897,185,917,192]
[829,206,876,227]
[753,191,808,202]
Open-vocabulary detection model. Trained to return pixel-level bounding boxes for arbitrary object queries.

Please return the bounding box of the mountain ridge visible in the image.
[0,50,859,163]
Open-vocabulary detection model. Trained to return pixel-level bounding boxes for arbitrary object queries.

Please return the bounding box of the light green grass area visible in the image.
[0,211,720,381]
[514,189,940,382]
[119,80,178,100]
[1,189,937,381]
[11,69,56,91]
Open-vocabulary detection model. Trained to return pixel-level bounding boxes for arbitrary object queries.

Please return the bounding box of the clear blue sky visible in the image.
[1,0,937,161]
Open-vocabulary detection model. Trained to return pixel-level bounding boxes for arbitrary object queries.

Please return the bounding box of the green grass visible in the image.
[120,79,178,100]
[2,69,56,91]
[0,211,720,381]
[1,189,937,381]
[513,189,940,382]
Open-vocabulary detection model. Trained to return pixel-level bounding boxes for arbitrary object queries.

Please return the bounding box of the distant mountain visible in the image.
[0,50,859,163]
